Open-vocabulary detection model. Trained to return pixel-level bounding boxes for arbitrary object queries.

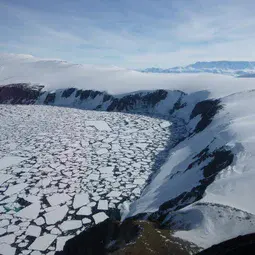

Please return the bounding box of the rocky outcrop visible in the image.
[190,99,222,133]
[148,147,234,228]
[44,92,56,104]
[0,83,43,104]
[0,84,186,115]
[56,219,199,255]
[55,219,140,255]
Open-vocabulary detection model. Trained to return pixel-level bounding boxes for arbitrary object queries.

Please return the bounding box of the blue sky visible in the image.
[1,0,255,68]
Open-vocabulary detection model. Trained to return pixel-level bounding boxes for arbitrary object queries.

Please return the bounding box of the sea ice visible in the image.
[59,220,82,231]
[16,203,41,220]
[44,205,68,225]
[97,200,108,210]
[73,193,90,209]
[92,212,108,224]
[5,183,28,196]
[29,234,57,251]
[47,194,71,207]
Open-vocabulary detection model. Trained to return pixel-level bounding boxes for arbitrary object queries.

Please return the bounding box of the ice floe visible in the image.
[16,203,41,220]
[73,193,90,209]
[93,212,109,224]
[29,234,57,251]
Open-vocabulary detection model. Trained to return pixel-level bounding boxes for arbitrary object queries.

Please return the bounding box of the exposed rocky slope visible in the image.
[55,219,200,255]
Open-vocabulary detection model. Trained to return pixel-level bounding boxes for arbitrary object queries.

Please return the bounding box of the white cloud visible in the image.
[126,37,255,68]
[1,0,255,67]
[1,52,255,100]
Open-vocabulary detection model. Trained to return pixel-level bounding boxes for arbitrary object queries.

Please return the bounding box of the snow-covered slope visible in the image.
[142,61,255,77]
[126,89,255,248]
[1,54,255,252]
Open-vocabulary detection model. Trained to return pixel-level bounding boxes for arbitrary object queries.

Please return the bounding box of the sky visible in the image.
[0,0,255,68]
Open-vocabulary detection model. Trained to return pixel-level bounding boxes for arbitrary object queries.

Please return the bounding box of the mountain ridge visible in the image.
[141,61,255,76]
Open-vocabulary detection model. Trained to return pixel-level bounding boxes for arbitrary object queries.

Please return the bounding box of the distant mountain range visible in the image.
[141,61,255,77]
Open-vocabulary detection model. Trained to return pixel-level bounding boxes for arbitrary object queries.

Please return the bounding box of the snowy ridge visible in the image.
[0,84,188,117]
[126,89,255,249]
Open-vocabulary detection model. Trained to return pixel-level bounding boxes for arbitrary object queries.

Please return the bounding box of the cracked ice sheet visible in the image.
[0,105,172,253]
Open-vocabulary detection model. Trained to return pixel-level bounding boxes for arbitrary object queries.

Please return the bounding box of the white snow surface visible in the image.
[171,203,255,248]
